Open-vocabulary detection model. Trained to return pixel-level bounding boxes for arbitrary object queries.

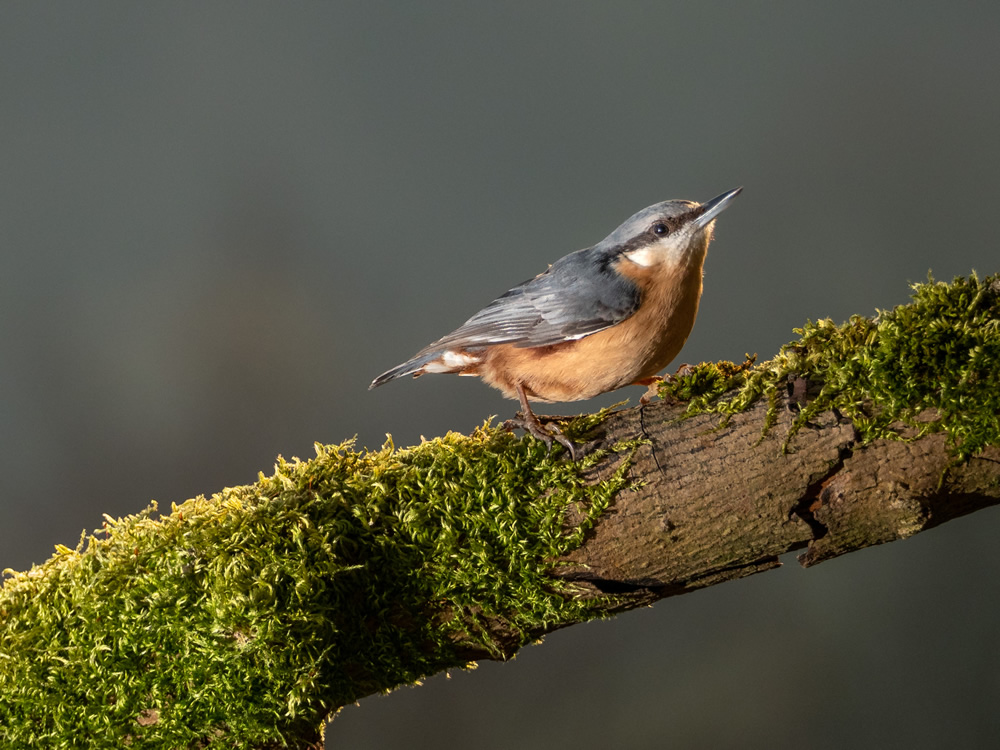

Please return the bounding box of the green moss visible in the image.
[0,425,637,748]
[657,356,758,413]
[658,272,1000,458]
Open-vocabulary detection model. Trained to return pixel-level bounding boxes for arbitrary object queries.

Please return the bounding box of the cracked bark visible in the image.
[530,388,1000,621]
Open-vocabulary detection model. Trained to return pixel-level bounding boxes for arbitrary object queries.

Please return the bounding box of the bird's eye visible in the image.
[652,222,669,236]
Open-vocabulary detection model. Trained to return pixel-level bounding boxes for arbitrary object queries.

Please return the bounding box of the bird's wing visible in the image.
[369,248,639,388]
[422,247,639,352]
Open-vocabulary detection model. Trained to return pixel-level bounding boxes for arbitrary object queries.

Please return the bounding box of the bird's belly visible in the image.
[480,318,690,403]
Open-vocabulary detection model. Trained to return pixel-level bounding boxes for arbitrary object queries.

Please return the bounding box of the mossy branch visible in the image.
[2,273,999,749]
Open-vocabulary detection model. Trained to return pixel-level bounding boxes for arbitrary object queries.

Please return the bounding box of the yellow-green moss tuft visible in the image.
[659,272,1000,459]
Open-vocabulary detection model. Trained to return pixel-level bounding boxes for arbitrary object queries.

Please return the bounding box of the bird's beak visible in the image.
[693,186,742,229]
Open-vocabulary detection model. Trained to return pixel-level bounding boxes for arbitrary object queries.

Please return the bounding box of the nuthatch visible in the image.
[371,187,742,458]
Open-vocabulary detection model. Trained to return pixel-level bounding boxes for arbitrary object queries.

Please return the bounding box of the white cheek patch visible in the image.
[624,246,658,267]
[422,349,481,373]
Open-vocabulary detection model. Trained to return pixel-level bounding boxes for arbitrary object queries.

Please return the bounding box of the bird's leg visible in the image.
[504,383,580,460]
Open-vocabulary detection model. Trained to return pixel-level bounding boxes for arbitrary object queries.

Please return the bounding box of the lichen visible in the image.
[658,272,1000,459]
[0,425,637,748]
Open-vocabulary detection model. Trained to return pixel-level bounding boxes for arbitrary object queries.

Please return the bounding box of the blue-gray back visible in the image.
[417,245,640,354]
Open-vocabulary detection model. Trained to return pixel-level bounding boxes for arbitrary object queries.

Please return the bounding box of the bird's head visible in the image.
[598,187,742,271]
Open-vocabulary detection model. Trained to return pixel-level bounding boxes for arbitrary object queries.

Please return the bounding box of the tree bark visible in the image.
[548,394,1000,615]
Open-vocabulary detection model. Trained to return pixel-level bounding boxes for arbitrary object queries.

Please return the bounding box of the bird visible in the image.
[370,187,742,458]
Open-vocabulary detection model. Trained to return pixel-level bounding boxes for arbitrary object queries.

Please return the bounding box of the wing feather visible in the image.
[416,247,637,353]
[371,246,640,388]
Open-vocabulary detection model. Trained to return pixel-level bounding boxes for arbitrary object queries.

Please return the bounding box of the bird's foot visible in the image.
[636,364,698,405]
[637,377,666,406]
[504,412,584,460]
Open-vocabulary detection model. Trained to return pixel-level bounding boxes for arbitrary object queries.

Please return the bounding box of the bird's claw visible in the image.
[504,413,582,460]
[638,377,666,406]
[637,364,698,406]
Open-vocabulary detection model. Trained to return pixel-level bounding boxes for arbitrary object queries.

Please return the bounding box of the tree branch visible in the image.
[1,273,998,748]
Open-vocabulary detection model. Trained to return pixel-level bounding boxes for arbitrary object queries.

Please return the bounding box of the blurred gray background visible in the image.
[2,3,999,749]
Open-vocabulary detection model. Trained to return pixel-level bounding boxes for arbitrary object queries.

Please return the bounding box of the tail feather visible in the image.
[370,347,483,389]
[369,351,439,390]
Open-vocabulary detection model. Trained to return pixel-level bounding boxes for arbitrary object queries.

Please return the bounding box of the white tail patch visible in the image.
[422,349,481,373]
